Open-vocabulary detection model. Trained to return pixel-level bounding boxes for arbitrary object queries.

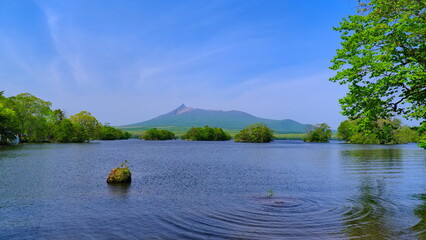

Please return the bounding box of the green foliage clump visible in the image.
[0,93,18,144]
[0,91,130,144]
[417,122,426,149]
[419,140,426,149]
[338,118,420,144]
[6,93,53,143]
[99,125,132,140]
[69,111,101,141]
[330,0,426,121]
[141,128,176,140]
[304,123,332,143]
[234,123,274,143]
[182,126,231,141]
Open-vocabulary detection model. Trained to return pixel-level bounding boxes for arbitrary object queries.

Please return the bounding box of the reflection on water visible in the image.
[108,183,131,198]
[342,148,402,160]
[341,148,403,173]
[340,146,425,238]
[343,177,394,239]
[0,140,424,239]
[412,194,426,238]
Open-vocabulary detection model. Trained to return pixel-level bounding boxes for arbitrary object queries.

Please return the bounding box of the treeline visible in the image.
[338,118,421,144]
[304,118,425,148]
[141,123,273,143]
[0,91,131,145]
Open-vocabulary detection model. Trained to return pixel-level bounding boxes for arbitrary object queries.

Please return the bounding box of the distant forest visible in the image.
[0,91,131,145]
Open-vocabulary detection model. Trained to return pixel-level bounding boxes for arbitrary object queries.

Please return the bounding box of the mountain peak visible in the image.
[165,104,195,116]
[121,104,312,133]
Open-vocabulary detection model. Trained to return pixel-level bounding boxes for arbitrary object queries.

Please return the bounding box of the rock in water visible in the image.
[107,167,131,183]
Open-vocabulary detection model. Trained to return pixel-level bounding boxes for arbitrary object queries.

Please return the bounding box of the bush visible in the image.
[234,123,274,143]
[99,125,132,140]
[182,126,231,141]
[141,128,176,140]
[419,140,426,149]
[304,123,332,143]
[337,118,420,144]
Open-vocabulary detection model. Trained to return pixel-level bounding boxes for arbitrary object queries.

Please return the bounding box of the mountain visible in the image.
[120,104,312,134]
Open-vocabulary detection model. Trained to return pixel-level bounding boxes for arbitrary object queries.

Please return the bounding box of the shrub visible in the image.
[182,126,231,141]
[141,128,176,140]
[304,123,332,143]
[234,123,274,143]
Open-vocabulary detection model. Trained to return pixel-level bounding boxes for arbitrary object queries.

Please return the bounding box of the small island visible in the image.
[181,126,231,141]
[140,128,176,140]
[107,161,132,184]
[234,123,274,143]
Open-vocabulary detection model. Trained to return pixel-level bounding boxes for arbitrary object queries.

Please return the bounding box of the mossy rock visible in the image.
[107,167,131,183]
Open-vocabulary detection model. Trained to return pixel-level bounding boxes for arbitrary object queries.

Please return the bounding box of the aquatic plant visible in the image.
[267,189,274,198]
[120,160,128,168]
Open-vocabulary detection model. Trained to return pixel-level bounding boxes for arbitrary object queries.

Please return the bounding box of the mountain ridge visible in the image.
[121,104,312,133]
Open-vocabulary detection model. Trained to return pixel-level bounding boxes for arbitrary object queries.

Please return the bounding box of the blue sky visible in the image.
[1,0,364,127]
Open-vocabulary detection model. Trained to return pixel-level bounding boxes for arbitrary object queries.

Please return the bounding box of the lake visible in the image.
[0,139,425,239]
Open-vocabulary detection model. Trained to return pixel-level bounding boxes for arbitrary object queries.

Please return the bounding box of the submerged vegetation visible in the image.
[234,123,274,143]
[304,123,332,143]
[141,128,176,140]
[182,126,231,141]
[0,91,131,145]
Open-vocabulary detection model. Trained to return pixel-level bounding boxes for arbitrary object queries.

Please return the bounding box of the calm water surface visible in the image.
[0,140,425,239]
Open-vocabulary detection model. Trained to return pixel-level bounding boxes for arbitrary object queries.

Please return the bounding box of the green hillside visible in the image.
[120,104,312,135]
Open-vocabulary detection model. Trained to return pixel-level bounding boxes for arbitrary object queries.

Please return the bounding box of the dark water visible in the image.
[0,140,425,239]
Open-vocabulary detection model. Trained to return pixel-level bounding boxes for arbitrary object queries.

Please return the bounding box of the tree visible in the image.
[418,121,426,149]
[181,126,231,141]
[234,123,274,143]
[98,124,131,140]
[337,118,419,144]
[0,107,18,144]
[330,0,426,121]
[0,91,18,144]
[304,123,332,143]
[52,109,66,122]
[51,118,78,143]
[7,93,53,142]
[69,111,101,141]
[141,128,176,140]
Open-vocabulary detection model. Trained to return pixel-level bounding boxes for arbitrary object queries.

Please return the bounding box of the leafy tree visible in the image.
[182,126,231,141]
[51,118,78,143]
[52,109,66,122]
[338,118,419,144]
[234,123,274,143]
[99,124,132,140]
[0,91,18,144]
[7,93,53,142]
[304,123,332,143]
[418,122,426,149]
[0,107,18,144]
[393,126,420,144]
[419,140,426,149]
[330,0,426,121]
[141,128,176,140]
[69,111,101,141]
